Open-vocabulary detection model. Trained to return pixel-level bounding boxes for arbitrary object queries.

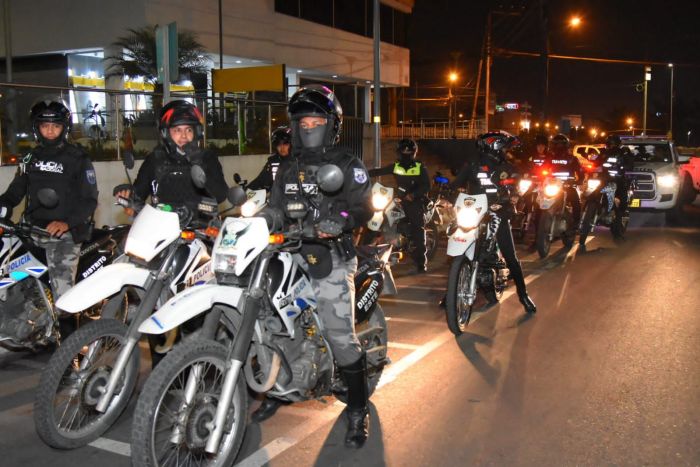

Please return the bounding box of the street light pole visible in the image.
[484,11,492,131]
[372,0,381,168]
[642,66,651,136]
[668,63,674,139]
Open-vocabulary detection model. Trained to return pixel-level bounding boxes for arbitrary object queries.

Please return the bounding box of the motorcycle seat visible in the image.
[356,244,391,259]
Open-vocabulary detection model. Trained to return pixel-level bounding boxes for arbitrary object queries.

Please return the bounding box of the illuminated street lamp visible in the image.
[447,71,458,138]
[569,15,582,28]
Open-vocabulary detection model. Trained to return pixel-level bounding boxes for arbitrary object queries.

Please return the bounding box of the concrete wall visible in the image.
[0,153,268,226]
[2,0,409,87]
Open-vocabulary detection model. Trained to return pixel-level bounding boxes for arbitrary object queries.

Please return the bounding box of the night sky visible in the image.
[407,0,700,142]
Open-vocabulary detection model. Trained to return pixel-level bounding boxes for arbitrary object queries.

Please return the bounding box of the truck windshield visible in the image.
[623,144,674,163]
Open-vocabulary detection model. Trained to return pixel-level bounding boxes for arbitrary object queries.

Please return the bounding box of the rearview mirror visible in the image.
[122,151,135,170]
[233,173,242,184]
[317,164,344,193]
[227,186,248,206]
[191,165,207,189]
[36,188,59,209]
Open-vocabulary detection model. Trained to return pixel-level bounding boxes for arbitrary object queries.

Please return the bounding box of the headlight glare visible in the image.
[544,183,561,197]
[586,179,602,191]
[657,174,678,188]
[240,200,257,217]
[456,207,479,230]
[372,193,391,210]
[518,179,532,195]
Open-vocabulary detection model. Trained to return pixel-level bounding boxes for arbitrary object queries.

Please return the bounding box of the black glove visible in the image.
[315,213,348,237]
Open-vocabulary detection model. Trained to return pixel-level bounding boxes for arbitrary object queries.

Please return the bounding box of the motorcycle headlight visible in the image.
[544,182,561,197]
[518,179,532,195]
[372,193,391,210]
[586,179,602,192]
[456,207,479,230]
[213,251,237,274]
[240,200,258,217]
[657,174,678,188]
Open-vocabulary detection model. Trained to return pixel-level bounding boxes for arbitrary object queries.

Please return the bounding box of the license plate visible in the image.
[629,198,640,208]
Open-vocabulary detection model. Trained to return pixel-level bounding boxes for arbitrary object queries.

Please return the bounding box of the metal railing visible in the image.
[381,120,486,140]
[0,82,289,164]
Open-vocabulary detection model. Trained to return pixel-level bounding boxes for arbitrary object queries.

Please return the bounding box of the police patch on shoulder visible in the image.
[353,168,368,184]
[86,169,97,185]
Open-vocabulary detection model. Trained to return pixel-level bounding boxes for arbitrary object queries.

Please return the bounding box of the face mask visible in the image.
[400,152,413,164]
[300,125,326,149]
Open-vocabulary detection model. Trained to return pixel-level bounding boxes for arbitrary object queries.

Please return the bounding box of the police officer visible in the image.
[596,135,634,239]
[368,138,430,273]
[262,85,373,448]
[531,133,550,167]
[247,126,292,191]
[451,131,537,314]
[0,99,98,300]
[546,134,583,231]
[115,100,228,211]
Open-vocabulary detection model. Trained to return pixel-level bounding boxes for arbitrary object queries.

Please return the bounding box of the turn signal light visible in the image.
[205,226,220,238]
[269,234,285,244]
[181,231,196,241]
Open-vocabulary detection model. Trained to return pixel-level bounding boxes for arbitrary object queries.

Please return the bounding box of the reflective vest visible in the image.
[393,161,422,176]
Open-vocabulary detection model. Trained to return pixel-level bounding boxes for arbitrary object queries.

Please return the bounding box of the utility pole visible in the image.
[373,0,381,167]
[538,0,550,122]
[668,63,674,139]
[484,11,492,131]
[3,0,16,156]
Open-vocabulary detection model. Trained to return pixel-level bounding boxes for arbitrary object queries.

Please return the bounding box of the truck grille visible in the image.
[626,172,655,200]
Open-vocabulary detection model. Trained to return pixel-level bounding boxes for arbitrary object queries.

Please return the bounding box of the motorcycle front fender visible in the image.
[138,284,244,335]
[56,263,150,313]
[447,229,477,259]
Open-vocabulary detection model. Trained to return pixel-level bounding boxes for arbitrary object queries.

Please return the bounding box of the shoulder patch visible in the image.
[353,168,368,184]
[86,169,97,185]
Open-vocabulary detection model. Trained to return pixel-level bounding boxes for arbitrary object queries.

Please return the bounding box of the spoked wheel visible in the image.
[536,211,553,259]
[33,319,140,448]
[445,255,475,336]
[425,223,438,261]
[131,339,247,467]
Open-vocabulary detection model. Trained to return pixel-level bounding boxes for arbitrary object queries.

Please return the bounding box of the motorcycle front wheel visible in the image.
[131,339,247,467]
[536,211,553,259]
[425,223,438,261]
[446,255,474,336]
[33,318,140,449]
[579,200,598,244]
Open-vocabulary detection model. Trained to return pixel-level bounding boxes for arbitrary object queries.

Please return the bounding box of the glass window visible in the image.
[300,0,332,27]
[393,10,408,47]
[334,0,365,36]
[274,0,299,17]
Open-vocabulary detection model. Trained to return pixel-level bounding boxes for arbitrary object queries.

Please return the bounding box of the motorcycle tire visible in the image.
[561,211,575,249]
[131,339,246,467]
[425,223,438,261]
[536,211,553,259]
[446,255,474,336]
[579,200,598,244]
[34,319,140,449]
[336,304,388,403]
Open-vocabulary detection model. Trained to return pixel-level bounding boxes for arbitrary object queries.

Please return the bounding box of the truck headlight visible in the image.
[372,193,391,210]
[518,179,532,195]
[657,174,678,188]
[456,207,479,230]
[586,179,602,192]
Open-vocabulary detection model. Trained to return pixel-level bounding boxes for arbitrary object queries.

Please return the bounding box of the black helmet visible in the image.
[477,131,516,162]
[550,133,570,155]
[30,99,72,146]
[397,138,418,160]
[271,126,292,147]
[535,134,549,147]
[288,85,343,150]
[159,100,204,154]
[606,134,621,149]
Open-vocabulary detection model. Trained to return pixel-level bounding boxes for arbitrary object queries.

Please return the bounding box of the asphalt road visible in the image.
[1,207,699,467]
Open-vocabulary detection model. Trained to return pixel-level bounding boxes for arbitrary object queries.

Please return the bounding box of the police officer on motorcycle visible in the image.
[115,100,228,211]
[263,85,373,448]
[0,99,98,300]
[546,134,583,232]
[368,138,431,273]
[247,126,292,191]
[597,134,634,236]
[451,131,537,314]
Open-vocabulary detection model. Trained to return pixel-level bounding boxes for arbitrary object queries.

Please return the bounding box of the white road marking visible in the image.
[556,273,571,310]
[376,331,453,389]
[379,297,432,305]
[387,341,421,351]
[423,273,448,278]
[89,438,132,457]
[385,316,445,326]
[399,285,443,291]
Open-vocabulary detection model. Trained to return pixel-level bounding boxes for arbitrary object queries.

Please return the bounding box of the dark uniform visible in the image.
[369,142,430,271]
[451,132,536,314]
[546,134,583,229]
[248,126,292,192]
[600,137,635,221]
[0,101,97,299]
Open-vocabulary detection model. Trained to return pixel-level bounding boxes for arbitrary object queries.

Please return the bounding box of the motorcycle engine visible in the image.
[0,279,50,342]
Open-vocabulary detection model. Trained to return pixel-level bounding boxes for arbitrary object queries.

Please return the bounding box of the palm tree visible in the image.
[104,25,210,105]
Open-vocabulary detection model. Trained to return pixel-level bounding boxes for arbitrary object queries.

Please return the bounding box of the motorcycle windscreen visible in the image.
[125,204,181,262]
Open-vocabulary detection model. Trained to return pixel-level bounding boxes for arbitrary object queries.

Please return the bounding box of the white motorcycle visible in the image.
[445,192,510,335]
[365,181,438,261]
[130,165,391,466]
[33,162,226,449]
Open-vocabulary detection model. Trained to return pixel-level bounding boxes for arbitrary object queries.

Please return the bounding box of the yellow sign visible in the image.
[213,65,285,93]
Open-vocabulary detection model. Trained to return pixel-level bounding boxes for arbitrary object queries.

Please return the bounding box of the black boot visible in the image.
[511,266,537,314]
[341,354,369,449]
[251,397,283,423]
